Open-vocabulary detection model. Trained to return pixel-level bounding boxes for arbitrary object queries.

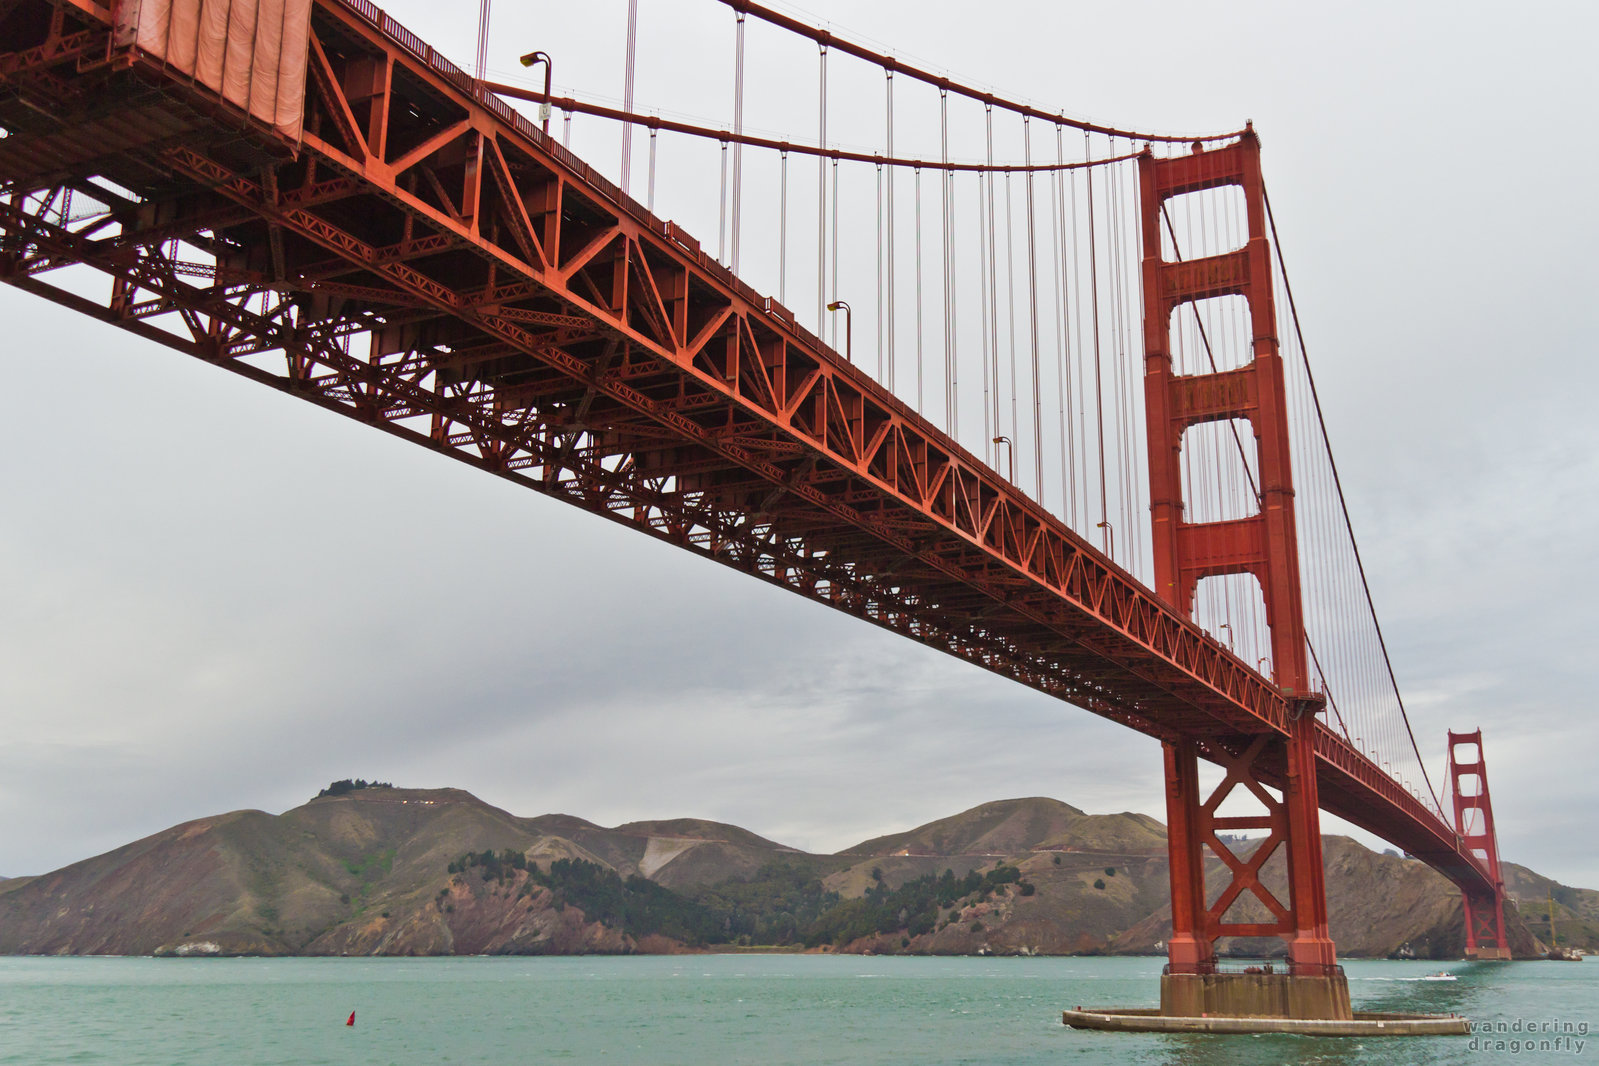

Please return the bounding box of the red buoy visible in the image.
[346,1011,355,1027]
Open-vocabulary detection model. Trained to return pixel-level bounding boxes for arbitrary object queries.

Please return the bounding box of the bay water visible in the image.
[0,954,1591,1064]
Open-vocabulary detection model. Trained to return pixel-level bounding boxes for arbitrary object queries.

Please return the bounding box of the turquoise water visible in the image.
[0,954,1591,1064]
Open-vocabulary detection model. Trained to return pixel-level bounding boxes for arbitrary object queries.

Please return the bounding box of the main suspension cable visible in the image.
[1262,182,1444,817]
[483,85,1146,175]
[710,0,1245,145]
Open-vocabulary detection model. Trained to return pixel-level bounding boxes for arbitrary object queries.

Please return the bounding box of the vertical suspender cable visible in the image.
[978,107,991,463]
[1085,132,1109,555]
[831,157,840,346]
[1053,124,1075,525]
[876,162,884,380]
[1024,117,1043,501]
[817,44,828,335]
[1132,157,1144,572]
[1108,151,1135,568]
[621,0,639,193]
[1068,147,1087,526]
[647,128,657,212]
[1108,151,1128,556]
[973,169,988,451]
[885,70,895,393]
[718,141,729,263]
[915,167,925,414]
[940,88,954,432]
[779,150,788,303]
[1116,155,1143,571]
[950,162,959,439]
[474,0,490,82]
[981,104,995,462]
[730,12,745,274]
[1004,172,1018,458]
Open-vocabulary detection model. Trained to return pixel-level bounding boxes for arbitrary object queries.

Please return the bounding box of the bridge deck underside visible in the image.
[0,0,1492,900]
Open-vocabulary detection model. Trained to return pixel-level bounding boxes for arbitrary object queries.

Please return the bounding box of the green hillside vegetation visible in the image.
[447,848,1030,950]
[685,862,841,945]
[316,779,394,798]
[451,850,724,944]
[801,865,1029,947]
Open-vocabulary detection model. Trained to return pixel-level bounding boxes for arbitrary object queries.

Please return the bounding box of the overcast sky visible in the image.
[2,0,1595,897]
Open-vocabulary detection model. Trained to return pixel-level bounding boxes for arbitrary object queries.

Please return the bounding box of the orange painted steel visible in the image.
[1449,730,1511,960]
[0,0,1499,924]
[481,82,1145,175]
[1138,135,1335,974]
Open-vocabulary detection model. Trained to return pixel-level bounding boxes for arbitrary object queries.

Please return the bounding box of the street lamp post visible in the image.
[992,435,1014,483]
[519,51,553,135]
[826,300,852,363]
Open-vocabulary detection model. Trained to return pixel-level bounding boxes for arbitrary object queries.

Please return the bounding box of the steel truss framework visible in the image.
[0,0,1498,911]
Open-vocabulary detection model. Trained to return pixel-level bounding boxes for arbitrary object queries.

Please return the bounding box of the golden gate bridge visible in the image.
[0,0,1511,1023]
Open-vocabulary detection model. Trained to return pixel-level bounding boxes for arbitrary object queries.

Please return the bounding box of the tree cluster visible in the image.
[317,779,394,798]
[449,850,724,944]
[443,852,1034,950]
[685,862,842,946]
[800,864,1029,947]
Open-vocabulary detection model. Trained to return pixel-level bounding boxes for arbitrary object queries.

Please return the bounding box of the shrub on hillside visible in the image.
[317,779,394,798]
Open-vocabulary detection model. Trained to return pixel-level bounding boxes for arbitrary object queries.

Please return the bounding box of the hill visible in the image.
[0,786,813,956]
[0,787,1569,959]
[842,797,1088,857]
[1501,862,1599,953]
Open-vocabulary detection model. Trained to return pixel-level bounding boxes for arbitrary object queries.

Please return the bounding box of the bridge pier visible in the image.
[1160,971,1351,1021]
[1160,721,1347,1021]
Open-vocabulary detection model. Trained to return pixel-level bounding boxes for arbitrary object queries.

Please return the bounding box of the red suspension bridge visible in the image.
[0,0,1512,1016]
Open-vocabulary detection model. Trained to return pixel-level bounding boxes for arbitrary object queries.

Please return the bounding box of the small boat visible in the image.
[1420,971,1456,981]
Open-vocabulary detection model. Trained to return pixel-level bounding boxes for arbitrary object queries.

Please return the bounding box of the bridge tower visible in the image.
[1138,130,1348,1020]
[1448,730,1511,960]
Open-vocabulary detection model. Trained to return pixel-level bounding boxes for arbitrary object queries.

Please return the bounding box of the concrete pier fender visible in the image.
[1161,971,1352,1020]
[1064,970,1469,1036]
[1062,1007,1471,1037]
